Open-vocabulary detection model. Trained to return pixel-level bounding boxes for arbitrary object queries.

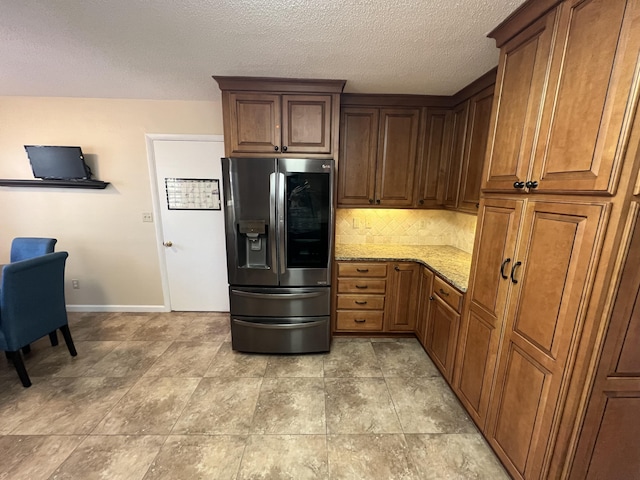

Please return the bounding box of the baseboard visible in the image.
[66,305,170,313]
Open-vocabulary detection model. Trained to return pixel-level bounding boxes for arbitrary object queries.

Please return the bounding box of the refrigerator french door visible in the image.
[221,157,334,353]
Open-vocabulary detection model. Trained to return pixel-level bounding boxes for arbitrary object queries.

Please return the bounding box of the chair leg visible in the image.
[7,351,31,388]
[49,331,59,346]
[4,351,10,361]
[22,344,31,355]
[60,325,77,357]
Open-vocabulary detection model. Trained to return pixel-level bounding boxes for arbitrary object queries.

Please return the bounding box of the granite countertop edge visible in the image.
[334,244,472,292]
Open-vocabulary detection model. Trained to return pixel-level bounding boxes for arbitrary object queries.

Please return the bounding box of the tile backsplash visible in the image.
[335,208,477,254]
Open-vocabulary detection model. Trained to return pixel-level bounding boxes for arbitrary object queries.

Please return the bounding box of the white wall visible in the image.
[0,96,223,310]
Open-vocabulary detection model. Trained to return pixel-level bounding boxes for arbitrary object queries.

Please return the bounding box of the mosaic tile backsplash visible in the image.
[335,208,477,254]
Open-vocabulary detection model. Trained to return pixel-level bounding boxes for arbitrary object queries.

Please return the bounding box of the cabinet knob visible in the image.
[525,180,539,189]
[438,288,450,297]
[369,199,374,204]
[419,199,424,205]
[354,318,367,323]
[376,199,381,204]
[513,181,525,189]
[429,296,434,301]
[282,146,288,152]
[394,265,400,271]
[274,146,279,152]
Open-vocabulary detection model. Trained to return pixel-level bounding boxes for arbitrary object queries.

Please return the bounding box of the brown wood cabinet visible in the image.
[415,266,435,345]
[338,107,420,207]
[570,202,640,479]
[213,77,345,158]
[442,101,469,209]
[335,261,387,332]
[414,108,451,208]
[385,262,420,332]
[484,0,638,195]
[454,197,524,428]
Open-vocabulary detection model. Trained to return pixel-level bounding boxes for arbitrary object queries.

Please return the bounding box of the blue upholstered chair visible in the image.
[0,252,77,387]
[10,237,57,263]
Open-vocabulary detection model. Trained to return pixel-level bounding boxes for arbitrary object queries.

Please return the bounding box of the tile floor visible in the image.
[0,312,510,479]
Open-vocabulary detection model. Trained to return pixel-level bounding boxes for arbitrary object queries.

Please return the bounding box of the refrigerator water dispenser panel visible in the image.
[238,220,269,268]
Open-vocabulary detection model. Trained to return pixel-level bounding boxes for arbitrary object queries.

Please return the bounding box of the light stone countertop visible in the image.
[334,244,472,292]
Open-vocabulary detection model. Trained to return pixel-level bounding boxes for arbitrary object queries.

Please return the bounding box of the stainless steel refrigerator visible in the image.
[221,157,334,353]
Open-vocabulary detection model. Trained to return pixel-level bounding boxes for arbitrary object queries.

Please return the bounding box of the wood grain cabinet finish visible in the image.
[385,262,420,332]
[485,200,608,480]
[335,261,387,332]
[414,108,451,208]
[570,203,640,479]
[442,101,470,209]
[485,0,640,195]
[454,197,524,429]
[416,266,435,346]
[425,282,462,383]
[338,107,420,207]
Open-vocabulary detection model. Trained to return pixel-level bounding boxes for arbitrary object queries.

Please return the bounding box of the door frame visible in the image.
[145,134,225,311]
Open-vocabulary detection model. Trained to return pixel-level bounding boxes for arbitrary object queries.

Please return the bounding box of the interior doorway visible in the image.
[147,135,229,311]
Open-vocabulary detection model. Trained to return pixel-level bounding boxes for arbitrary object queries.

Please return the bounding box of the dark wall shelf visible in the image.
[0,179,109,189]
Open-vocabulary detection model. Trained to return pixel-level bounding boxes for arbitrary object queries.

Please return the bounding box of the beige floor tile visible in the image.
[50,435,165,480]
[4,377,136,435]
[26,341,121,378]
[238,435,328,480]
[323,340,382,378]
[372,339,440,377]
[265,354,325,377]
[92,376,200,435]
[204,342,268,377]
[129,317,193,341]
[144,435,246,480]
[251,378,326,434]
[327,434,419,480]
[70,314,150,341]
[0,435,83,480]
[143,341,221,377]
[84,341,171,377]
[172,377,262,434]
[325,378,402,434]
[178,315,231,342]
[405,433,510,479]
[386,376,477,434]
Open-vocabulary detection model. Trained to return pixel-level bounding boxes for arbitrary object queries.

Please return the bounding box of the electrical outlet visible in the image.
[72,279,80,289]
[142,212,153,223]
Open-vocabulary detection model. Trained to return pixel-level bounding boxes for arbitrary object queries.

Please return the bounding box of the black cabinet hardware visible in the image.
[354,318,366,323]
[355,300,368,305]
[394,265,400,271]
[282,146,288,152]
[274,146,279,151]
[500,258,511,280]
[356,268,369,273]
[513,181,526,189]
[526,180,539,189]
[439,288,450,297]
[510,261,522,284]
[355,285,368,289]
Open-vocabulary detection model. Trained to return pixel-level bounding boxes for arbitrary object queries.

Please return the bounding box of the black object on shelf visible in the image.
[0,179,109,189]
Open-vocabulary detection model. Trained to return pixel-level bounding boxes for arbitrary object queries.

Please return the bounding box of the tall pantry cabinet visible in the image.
[456,0,640,479]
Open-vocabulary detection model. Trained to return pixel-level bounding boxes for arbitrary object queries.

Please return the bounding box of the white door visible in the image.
[151,137,229,311]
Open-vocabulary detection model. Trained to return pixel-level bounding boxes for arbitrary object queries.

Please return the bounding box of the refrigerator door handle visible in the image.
[230,289,326,300]
[269,172,278,273]
[278,172,286,275]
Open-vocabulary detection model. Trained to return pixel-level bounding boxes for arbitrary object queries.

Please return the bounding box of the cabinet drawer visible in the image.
[337,294,385,311]
[433,276,463,312]
[338,278,386,294]
[336,311,384,331]
[337,262,388,278]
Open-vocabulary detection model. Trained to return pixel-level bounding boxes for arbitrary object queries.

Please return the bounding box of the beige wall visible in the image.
[0,96,223,309]
[336,208,477,253]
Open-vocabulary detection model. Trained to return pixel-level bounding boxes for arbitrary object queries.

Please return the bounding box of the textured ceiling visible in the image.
[0,0,527,100]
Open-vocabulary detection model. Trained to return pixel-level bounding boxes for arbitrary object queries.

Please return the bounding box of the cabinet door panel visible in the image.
[487,200,607,480]
[385,262,420,331]
[458,86,494,213]
[443,102,469,208]
[483,11,558,191]
[532,0,639,194]
[416,108,451,208]
[282,95,332,154]
[455,198,524,428]
[376,108,420,206]
[338,108,379,205]
[416,266,434,346]
[229,93,281,153]
[426,295,460,382]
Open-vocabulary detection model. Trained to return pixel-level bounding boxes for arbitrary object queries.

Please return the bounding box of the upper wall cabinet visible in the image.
[414,108,451,208]
[484,0,640,195]
[214,77,346,158]
[338,105,420,207]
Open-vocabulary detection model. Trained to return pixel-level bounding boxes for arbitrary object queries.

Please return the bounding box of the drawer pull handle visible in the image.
[356,268,369,273]
[355,285,368,289]
[355,300,368,305]
[438,288,450,297]
[354,318,367,323]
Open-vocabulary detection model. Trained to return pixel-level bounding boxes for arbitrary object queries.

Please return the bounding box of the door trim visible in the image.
[145,134,225,311]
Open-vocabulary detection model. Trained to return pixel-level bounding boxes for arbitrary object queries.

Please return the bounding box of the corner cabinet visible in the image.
[338,106,420,207]
[213,77,345,158]
[483,0,640,195]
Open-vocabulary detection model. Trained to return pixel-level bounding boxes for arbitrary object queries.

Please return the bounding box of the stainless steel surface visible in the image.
[162,241,173,247]
[278,172,286,276]
[229,286,330,318]
[230,315,330,353]
[269,172,278,278]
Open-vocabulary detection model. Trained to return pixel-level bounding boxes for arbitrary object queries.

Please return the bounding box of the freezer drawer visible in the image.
[229,286,330,317]
[231,316,330,353]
